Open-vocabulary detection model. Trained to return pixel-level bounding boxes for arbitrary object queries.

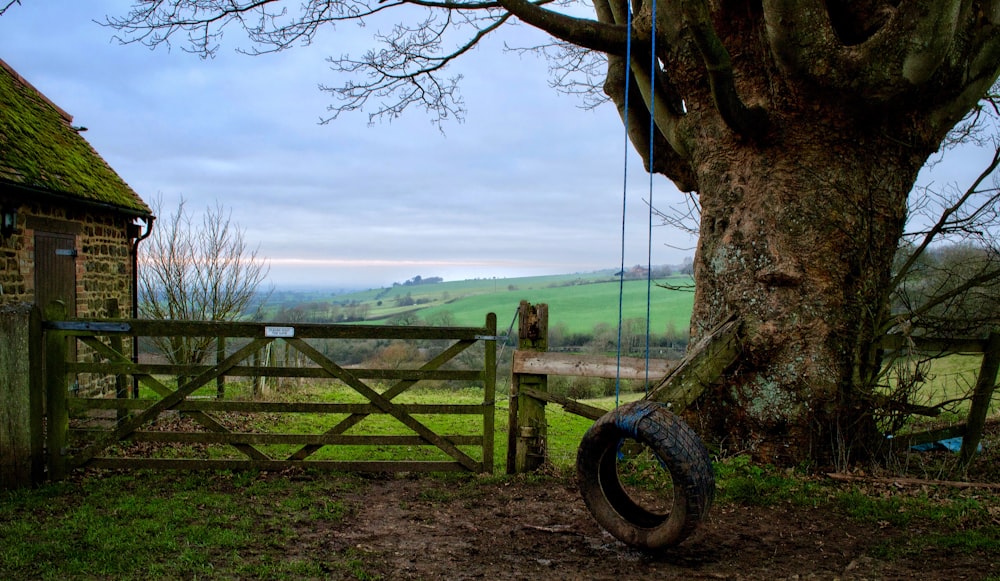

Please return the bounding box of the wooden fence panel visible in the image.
[41,312,497,478]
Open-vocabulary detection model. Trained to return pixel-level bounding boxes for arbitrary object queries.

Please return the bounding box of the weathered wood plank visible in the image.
[85,458,474,472]
[67,362,480,381]
[482,313,497,474]
[0,304,41,489]
[72,431,483,446]
[509,301,548,474]
[961,331,1000,466]
[44,302,71,480]
[827,472,1000,490]
[512,351,676,381]
[879,334,988,355]
[518,387,607,421]
[890,424,967,450]
[47,318,491,341]
[69,398,488,415]
[645,316,742,412]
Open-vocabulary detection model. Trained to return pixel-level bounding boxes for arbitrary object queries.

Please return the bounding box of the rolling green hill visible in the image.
[263,271,695,336]
[414,277,694,336]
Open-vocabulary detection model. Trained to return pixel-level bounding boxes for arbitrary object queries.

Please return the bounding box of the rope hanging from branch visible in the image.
[615,0,657,407]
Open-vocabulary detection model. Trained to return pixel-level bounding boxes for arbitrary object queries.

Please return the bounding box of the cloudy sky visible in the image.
[1,0,692,290]
[0,2,992,290]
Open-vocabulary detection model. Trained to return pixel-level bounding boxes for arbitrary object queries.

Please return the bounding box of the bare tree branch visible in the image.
[507,41,609,109]
[0,0,21,17]
[891,142,1000,291]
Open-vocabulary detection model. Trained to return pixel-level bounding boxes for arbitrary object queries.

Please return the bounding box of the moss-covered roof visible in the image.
[0,59,151,216]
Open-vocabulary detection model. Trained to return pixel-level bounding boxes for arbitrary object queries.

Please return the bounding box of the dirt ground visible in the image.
[307,472,997,580]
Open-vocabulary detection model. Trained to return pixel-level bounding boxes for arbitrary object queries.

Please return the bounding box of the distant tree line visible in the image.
[394,275,444,287]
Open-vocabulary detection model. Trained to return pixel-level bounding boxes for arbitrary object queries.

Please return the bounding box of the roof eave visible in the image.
[0,179,154,219]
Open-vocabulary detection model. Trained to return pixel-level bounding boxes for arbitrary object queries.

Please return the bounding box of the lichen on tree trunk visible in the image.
[685,131,927,464]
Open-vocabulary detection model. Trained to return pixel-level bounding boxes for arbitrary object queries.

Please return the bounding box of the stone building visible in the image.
[0,58,153,319]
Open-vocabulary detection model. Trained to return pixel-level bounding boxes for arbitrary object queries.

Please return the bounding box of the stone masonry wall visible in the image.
[0,195,138,395]
[0,197,135,317]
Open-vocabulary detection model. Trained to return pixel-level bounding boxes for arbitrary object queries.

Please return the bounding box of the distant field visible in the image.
[263,272,696,336]
[415,277,694,335]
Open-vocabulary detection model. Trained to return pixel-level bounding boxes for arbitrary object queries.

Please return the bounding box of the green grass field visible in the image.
[414,277,694,335]
[883,353,998,426]
[262,272,696,336]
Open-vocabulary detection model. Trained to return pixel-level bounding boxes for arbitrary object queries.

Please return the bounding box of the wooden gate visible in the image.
[42,303,497,477]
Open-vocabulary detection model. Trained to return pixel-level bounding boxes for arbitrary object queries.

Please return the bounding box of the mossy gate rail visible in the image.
[40,303,497,479]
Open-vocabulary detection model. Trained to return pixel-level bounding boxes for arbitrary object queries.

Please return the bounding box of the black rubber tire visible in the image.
[576,400,715,549]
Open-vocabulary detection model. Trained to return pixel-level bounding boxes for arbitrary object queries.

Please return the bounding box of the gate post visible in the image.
[44,301,70,480]
[482,312,497,474]
[0,303,43,489]
[507,301,548,474]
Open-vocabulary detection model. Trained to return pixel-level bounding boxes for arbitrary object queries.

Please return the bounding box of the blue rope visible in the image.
[615,0,634,411]
[644,0,657,394]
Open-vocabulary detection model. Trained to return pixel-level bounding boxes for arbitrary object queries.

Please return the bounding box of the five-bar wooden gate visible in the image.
[42,303,497,477]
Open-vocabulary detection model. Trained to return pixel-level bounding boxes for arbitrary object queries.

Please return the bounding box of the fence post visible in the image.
[44,301,70,480]
[483,312,497,474]
[960,330,1000,468]
[0,303,43,489]
[507,301,548,474]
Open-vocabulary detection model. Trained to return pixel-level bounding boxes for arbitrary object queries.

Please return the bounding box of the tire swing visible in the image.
[577,0,714,551]
[576,400,715,549]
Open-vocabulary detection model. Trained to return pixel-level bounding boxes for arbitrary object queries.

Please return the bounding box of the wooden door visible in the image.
[34,231,77,315]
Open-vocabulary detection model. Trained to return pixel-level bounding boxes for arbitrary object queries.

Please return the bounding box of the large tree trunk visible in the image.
[585,2,997,466]
[684,126,929,464]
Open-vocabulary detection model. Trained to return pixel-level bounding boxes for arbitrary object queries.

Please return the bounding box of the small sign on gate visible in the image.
[264,326,295,338]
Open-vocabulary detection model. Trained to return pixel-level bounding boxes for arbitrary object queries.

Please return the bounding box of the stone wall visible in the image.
[79,216,135,319]
[0,208,29,304]
[0,196,136,317]
[0,195,139,395]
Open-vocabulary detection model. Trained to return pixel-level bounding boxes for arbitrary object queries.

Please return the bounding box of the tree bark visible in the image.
[683,127,927,463]
[593,2,996,465]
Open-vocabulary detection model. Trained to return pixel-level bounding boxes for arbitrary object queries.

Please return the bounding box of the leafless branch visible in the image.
[507,41,609,109]
[0,0,21,17]
[651,191,700,238]
[321,9,513,125]
[892,141,1000,291]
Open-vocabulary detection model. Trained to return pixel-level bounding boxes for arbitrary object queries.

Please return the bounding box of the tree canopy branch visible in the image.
[762,0,973,101]
[677,0,767,139]
[495,0,628,55]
